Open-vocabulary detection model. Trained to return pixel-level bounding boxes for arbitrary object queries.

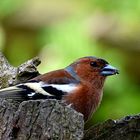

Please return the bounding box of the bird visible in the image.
[0,56,119,121]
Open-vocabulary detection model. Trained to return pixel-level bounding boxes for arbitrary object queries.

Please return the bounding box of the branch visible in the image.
[0,52,40,88]
[84,114,140,140]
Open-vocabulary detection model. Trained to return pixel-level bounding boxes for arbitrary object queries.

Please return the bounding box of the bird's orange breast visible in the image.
[63,83,103,121]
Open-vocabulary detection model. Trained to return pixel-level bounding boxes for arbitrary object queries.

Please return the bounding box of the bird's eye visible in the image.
[90,61,98,67]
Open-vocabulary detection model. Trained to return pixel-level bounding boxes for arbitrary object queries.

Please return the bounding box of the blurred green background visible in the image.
[0,0,140,126]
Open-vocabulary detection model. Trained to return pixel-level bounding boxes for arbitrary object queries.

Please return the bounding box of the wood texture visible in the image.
[84,115,140,140]
[0,99,84,140]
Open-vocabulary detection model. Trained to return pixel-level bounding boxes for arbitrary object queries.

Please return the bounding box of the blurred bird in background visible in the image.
[0,56,119,121]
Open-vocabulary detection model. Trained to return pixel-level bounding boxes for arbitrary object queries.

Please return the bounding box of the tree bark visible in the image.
[0,99,84,140]
[0,52,40,88]
[84,115,140,140]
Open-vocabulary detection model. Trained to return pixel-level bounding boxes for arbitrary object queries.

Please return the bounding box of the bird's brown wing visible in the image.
[0,70,79,101]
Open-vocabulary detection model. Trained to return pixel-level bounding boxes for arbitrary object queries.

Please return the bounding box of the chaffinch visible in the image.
[0,56,119,121]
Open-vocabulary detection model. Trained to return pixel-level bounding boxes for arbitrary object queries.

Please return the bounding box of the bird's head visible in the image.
[66,56,119,84]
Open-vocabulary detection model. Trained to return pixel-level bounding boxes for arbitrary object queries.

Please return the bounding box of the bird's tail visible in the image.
[0,82,61,101]
[0,86,28,100]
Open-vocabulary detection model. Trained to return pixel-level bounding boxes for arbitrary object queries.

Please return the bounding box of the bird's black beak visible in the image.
[100,64,119,76]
